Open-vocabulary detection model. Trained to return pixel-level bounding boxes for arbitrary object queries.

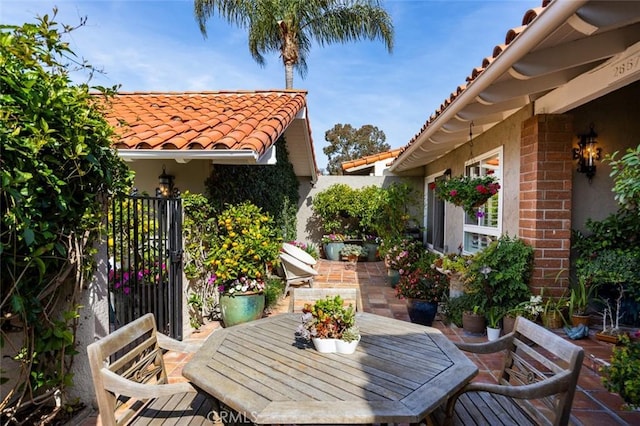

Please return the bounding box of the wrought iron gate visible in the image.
[107,193,183,339]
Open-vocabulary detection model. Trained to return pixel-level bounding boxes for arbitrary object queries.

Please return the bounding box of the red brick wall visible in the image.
[519,114,574,297]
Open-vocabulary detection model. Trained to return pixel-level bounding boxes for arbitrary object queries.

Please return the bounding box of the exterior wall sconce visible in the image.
[156,165,180,198]
[573,125,601,182]
[444,168,452,178]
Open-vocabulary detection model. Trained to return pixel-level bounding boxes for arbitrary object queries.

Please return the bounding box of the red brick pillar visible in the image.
[519,114,574,297]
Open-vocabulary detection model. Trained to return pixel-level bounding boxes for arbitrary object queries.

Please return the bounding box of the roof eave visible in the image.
[117,148,277,165]
[390,0,588,173]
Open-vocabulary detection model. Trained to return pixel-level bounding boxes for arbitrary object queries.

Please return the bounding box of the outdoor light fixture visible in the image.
[444,168,452,178]
[156,165,179,197]
[573,125,601,182]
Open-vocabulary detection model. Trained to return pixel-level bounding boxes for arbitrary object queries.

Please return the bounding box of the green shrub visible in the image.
[464,235,534,313]
[602,334,640,410]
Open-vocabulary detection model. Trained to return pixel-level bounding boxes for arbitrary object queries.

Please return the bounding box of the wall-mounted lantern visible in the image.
[156,165,179,197]
[573,125,601,182]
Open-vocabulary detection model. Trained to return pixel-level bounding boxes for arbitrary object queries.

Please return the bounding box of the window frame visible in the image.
[462,146,503,254]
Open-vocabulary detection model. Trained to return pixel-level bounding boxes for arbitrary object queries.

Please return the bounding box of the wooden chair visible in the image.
[434,316,584,426]
[279,252,318,296]
[87,313,216,426]
[289,287,362,313]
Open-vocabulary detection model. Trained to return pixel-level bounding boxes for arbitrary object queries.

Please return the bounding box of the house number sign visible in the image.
[612,44,640,81]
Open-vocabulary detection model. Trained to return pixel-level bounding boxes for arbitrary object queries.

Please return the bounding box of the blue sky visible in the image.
[2,1,538,170]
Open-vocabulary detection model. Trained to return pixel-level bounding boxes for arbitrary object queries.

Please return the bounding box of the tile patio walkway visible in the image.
[80,259,640,425]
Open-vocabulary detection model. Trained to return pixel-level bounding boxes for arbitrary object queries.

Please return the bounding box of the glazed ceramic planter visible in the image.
[219,292,265,327]
[324,242,345,261]
[387,269,400,288]
[363,243,379,262]
[406,299,438,326]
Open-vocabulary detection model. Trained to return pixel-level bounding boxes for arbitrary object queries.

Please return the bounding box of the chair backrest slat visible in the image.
[290,288,361,313]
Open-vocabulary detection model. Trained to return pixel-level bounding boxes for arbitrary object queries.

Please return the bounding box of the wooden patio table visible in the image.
[183,312,478,425]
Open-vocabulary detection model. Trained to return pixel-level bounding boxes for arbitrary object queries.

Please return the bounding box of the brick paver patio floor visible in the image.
[80,259,640,425]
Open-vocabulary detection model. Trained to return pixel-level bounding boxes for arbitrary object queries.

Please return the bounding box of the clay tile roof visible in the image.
[101,90,307,156]
[341,148,403,171]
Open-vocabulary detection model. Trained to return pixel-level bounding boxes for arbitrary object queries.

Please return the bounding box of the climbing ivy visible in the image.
[205,137,300,240]
[0,11,131,422]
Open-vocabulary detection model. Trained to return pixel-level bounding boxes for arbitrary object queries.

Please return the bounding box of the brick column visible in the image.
[519,114,574,297]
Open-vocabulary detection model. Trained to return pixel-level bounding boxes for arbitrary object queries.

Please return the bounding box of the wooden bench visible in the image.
[289,287,362,313]
[432,316,584,426]
[87,313,219,425]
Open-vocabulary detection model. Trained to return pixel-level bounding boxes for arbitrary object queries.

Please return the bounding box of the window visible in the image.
[425,173,446,252]
[462,148,502,254]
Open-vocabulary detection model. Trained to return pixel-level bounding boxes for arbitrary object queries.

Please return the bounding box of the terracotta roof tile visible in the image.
[342,148,403,171]
[102,90,308,157]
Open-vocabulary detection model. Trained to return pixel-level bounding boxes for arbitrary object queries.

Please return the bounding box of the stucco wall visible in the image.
[296,175,424,246]
[422,106,533,253]
[569,80,640,233]
[69,243,110,408]
[127,159,211,196]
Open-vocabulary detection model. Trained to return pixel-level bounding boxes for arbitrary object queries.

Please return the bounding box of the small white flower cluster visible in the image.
[525,295,544,317]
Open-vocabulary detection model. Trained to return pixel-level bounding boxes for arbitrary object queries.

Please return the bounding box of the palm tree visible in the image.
[194,0,394,89]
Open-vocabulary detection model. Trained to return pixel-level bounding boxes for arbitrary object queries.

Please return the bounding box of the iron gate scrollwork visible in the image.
[107,193,183,339]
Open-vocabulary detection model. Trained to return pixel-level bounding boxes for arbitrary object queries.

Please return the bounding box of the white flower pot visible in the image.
[335,336,360,354]
[487,327,501,341]
[311,337,337,353]
[312,337,360,354]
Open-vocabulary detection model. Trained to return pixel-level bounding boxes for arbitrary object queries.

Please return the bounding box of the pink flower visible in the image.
[449,190,457,197]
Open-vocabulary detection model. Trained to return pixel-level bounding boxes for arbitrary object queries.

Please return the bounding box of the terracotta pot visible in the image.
[502,314,517,334]
[462,312,486,336]
[571,314,590,327]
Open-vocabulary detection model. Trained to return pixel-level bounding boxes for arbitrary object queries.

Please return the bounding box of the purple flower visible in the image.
[476,211,485,218]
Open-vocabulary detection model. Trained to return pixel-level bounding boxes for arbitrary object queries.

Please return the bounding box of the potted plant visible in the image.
[340,244,368,263]
[395,253,449,326]
[433,251,473,298]
[208,202,282,327]
[569,278,594,327]
[596,283,628,343]
[602,332,640,410]
[505,295,544,333]
[380,238,422,287]
[463,235,534,319]
[362,234,381,261]
[541,291,568,330]
[485,306,504,341]
[295,295,361,354]
[434,174,500,216]
[321,233,345,261]
[462,304,486,336]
